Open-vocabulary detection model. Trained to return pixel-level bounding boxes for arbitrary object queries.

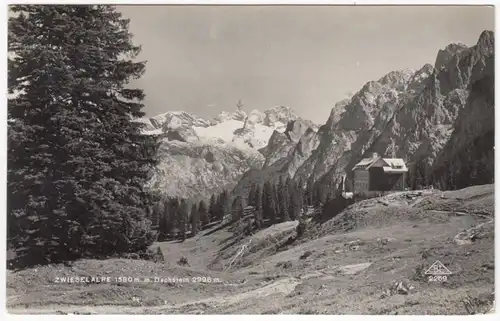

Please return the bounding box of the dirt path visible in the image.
[8,277,301,315]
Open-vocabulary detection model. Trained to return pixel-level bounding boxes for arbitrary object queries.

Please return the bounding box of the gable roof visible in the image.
[352,157,379,170]
[383,158,406,168]
[353,156,407,171]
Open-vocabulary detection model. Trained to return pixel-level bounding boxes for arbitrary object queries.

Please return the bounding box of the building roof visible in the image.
[353,156,408,172]
[382,166,408,173]
[352,157,378,170]
[383,158,406,168]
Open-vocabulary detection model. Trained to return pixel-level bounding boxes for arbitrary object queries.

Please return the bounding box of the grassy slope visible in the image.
[7,184,494,314]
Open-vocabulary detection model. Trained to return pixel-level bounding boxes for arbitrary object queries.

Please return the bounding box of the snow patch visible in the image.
[194,120,245,143]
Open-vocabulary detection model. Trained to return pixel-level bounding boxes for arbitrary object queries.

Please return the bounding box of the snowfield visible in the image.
[193,119,286,150]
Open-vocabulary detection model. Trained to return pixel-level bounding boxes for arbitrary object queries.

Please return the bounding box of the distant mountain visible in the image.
[137,106,316,199]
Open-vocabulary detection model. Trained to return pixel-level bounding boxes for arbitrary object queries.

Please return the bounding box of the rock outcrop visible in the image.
[147,139,264,200]
[360,30,494,186]
[292,67,424,187]
[432,31,494,189]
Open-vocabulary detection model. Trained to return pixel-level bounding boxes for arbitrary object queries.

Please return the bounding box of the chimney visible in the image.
[371,152,379,159]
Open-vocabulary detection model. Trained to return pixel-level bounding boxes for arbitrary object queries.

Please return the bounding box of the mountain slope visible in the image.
[231,120,320,197]
[432,31,495,189]
[299,30,494,194]
[147,139,264,200]
[360,30,494,187]
[292,67,425,188]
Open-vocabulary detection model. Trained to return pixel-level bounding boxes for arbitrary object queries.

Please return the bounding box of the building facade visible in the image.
[353,153,408,193]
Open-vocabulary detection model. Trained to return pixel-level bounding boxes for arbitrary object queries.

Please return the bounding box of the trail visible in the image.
[8,277,301,315]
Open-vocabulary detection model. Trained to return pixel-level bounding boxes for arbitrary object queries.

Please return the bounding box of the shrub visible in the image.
[177,256,189,266]
[299,250,313,260]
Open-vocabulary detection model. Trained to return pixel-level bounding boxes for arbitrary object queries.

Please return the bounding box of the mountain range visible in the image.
[137,106,317,199]
[141,30,494,201]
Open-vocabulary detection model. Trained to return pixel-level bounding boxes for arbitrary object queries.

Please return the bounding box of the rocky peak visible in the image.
[148,111,212,130]
[434,42,469,70]
[284,119,314,143]
[378,69,415,90]
[214,110,248,123]
[263,105,297,127]
[407,63,434,94]
[336,68,414,132]
[476,30,494,56]
[325,99,350,129]
[244,109,265,126]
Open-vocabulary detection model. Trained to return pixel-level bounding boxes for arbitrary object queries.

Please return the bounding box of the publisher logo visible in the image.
[425,260,452,282]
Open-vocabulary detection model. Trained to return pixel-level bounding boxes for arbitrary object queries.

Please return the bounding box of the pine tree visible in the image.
[190,203,199,237]
[157,198,172,242]
[272,183,280,221]
[297,177,307,215]
[157,200,167,242]
[254,184,263,229]
[313,183,323,208]
[215,194,222,222]
[208,194,217,223]
[149,191,163,229]
[248,183,256,207]
[231,196,245,223]
[287,178,301,220]
[7,5,158,266]
[281,177,290,221]
[305,177,314,206]
[263,181,277,225]
[218,189,230,222]
[198,200,209,228]
[236,99,243,112]
[178,199,188,241]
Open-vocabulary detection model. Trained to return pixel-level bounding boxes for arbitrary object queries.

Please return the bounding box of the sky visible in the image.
[118,5,494,124]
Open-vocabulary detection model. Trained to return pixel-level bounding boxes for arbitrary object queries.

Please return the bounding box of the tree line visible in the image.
[152,189,231,241]
[152,174,349,242]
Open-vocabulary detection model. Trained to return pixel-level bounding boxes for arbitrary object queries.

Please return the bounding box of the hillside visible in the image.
[7,184,494,314]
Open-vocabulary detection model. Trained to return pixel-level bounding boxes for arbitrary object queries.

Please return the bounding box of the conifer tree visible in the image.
[305,177,314,206]
[190,202,199,237]
[178,199,188,241]
[157,198,172,242]
[220,189,230,221]
[263,181,277,224]
[209,194,217,223]
[281,177,290,221]
[272,183,281,221]
[157,201,167,242]
[287,178,301,220]
[254,184,263,229]
[313,183,323,208]
[7,5,158,266]
[248,183,256,207]
[149,192,163,229]
[231,196,245,223]
[198,200,209,228]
